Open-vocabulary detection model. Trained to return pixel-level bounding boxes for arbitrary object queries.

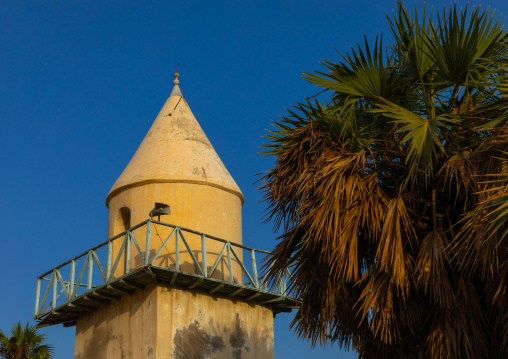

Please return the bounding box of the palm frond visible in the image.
[452,154,508,278]
[375,196,414,287]
[429,4,508,89]
[415,228,455,307]
[304,35,402,103]
[437,150,478,206]
[371,99,459,185]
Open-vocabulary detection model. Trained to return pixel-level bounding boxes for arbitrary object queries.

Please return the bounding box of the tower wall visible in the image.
[108,183,242,241]
[107,182,243,281]
[74,284,275,359]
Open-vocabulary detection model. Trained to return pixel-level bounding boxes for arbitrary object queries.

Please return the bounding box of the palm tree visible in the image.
[0,322,53,359]
[261,2,508,358]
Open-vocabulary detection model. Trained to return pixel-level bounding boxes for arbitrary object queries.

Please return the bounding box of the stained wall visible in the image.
[74,284,274,359]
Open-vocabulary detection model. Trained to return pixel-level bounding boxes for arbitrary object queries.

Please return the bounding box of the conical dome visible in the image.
[106,75,243,207]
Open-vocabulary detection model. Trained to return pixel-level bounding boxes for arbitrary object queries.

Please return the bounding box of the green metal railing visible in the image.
[34,220,293,319]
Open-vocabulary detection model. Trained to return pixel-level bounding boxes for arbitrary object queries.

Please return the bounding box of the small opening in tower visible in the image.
[115,207,131,235]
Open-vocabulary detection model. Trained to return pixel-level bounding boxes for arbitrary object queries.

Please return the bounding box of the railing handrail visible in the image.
[38,220,270,278]
[35,219,293,320]
[150,220,272,253]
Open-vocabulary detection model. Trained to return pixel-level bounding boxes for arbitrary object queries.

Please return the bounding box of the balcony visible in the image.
[34,220,299,327]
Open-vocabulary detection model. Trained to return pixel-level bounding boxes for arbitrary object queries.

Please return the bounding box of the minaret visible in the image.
[71,73,276,358]
[105,72,245,282]
[106,72,243,244]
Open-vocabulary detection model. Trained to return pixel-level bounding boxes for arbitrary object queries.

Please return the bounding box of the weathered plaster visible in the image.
[74,284,274,359]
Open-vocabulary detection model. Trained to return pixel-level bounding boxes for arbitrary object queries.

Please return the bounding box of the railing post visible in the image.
[39,276,53,315]
[201,235,207,278]
[250,250,259,288]
[226,243,234,283]
[70,260,76,300]
[52,271,57,310]
[34,278,41,318]
[106,240,112,282]
[175,229,180,271]
[145,221,151,265]
[281,274,287,295]
[87,252,93,291]
[125,232,131,274]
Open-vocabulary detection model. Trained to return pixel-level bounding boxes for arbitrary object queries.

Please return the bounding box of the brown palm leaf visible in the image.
[415,228,455,307]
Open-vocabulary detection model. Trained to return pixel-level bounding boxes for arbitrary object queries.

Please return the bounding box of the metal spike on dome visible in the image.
[170,66,182,97]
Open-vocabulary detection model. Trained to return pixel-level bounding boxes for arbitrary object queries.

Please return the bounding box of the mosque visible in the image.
[34,72,298,358]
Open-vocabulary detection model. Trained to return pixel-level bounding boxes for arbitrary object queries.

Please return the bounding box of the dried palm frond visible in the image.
[426,277,488,359]
[438,150,478,206]
[375,196,414,288]
[415,228,455,307]
[451,153,508,278]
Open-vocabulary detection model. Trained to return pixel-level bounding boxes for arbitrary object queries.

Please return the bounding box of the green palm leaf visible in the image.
[371,99,459,184]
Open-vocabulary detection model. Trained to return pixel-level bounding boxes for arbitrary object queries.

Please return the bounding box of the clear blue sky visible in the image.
[1,1,506,358]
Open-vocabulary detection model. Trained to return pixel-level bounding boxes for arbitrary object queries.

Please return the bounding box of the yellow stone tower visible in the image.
[34,72,298,359]
[106,72,243,246]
